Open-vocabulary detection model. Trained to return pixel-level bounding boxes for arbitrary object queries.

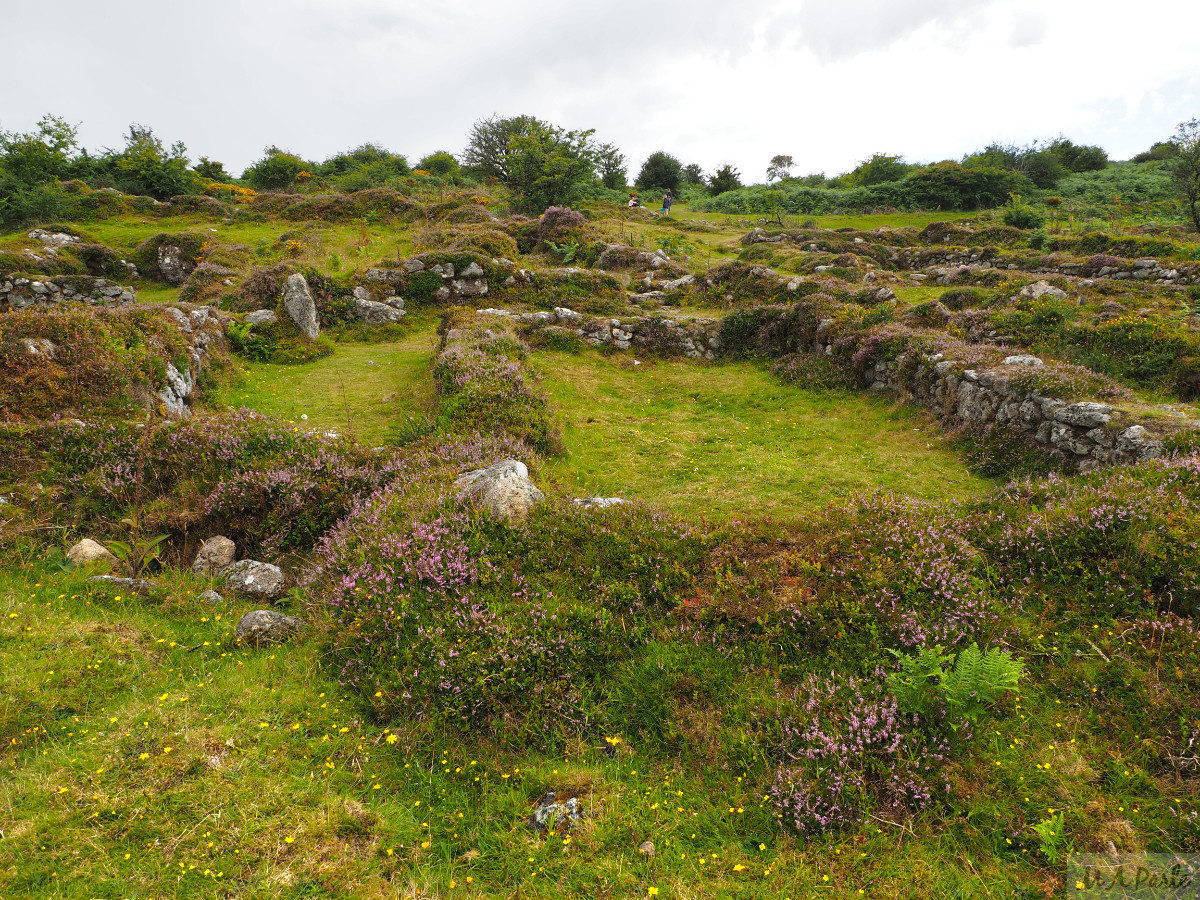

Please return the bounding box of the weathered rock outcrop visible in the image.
[223,560,287,599]
[455,459,545,522]
[193,536,237,576]
[282,273,320,339]
[235,610,305,646]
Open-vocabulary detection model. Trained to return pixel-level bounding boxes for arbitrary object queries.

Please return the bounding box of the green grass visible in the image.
[0,565,1062,899]
[208,326,438,446]
[533,351,989,519]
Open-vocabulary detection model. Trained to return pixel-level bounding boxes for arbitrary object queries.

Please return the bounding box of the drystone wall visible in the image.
[1,274,136,311]
[863,353,1162,470]
[485,306,722,359]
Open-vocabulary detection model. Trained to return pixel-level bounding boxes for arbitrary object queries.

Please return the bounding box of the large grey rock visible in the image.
[157,244,192,285]
[282,273,320,339]
[1053,402,1113,428]
[455,459,545,523]
[158,362,194,419]
[1019,280,1067,300]
[223,559,286,598]
[193,536,237,576]
[67,538,117,568]
[245,309,277,326]
[235,609,305,646]
[1003,355,1043,367]
[354,298,406,324]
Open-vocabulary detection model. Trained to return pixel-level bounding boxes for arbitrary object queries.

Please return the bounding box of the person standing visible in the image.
[661,190,673,217]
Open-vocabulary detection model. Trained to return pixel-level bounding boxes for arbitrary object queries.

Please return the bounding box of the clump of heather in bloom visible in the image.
[317,475,706,742]
[766,676,949,836]
[781,493,1004,664]
[434,311,562,454]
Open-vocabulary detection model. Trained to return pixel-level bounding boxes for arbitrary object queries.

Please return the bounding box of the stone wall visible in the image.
[863,353,1163,470]
[488,307,722,359]
[513,302,1166,471]
[1,274,136,311]
[157,305,226,418]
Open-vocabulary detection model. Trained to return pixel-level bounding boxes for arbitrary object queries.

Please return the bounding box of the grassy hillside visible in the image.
[3,178,1200,899]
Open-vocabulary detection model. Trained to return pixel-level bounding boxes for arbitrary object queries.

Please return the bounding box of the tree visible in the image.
[637,151,682,193]
[243,146,308,190]
[1019,150,1066,189]
[906,161,1032,210]
[1172,118,1200,232]
[0,114,79,186]
[1132,141,1179,163]
[681,163,705,186]
[417,151,460,177]
[194,157,233,183]
[595,143,627,190]
[766,154,795,182]
[107,125,196,199]
[1047,137,1107,173]
[707,163,742,196]
[846,153,913,186]
[463,115,600,212]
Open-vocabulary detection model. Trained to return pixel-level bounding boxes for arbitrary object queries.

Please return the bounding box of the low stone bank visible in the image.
[1,274,136,310]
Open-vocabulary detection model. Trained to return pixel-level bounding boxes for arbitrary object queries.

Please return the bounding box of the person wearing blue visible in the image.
[661,190,673,216]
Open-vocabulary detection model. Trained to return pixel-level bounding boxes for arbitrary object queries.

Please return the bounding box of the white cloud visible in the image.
[0,0,1197,182]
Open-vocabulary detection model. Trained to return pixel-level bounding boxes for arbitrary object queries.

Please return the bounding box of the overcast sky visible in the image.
[3,0,1198,182]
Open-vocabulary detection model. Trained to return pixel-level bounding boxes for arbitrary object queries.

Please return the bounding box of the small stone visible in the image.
[86,575,157,595]
[234,609,305,646]
[193,536,236,576]
[245,309,277,326]
[224,559,286,599]
[67,538,117,568]
[638,841,656,858]
[528,792,584,833]
[198,589,225,605]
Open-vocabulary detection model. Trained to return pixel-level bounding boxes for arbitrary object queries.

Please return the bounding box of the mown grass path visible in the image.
[209,329,439,446]
[534,351,989,519]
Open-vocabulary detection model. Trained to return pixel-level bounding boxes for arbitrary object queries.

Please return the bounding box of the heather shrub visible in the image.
[950,425,1062,480]
[780,494,1004,666]
[317,486,702,743]
[433,314,561,454]
[973,456,1200,619]
[766,676,949,836]
[0,409,386,556]
[536,205,586,241]
[939,288,988,310]
[235,263,292,310]
[0,307,188,419]
[770,352,857,389]
[528,327,586,353]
